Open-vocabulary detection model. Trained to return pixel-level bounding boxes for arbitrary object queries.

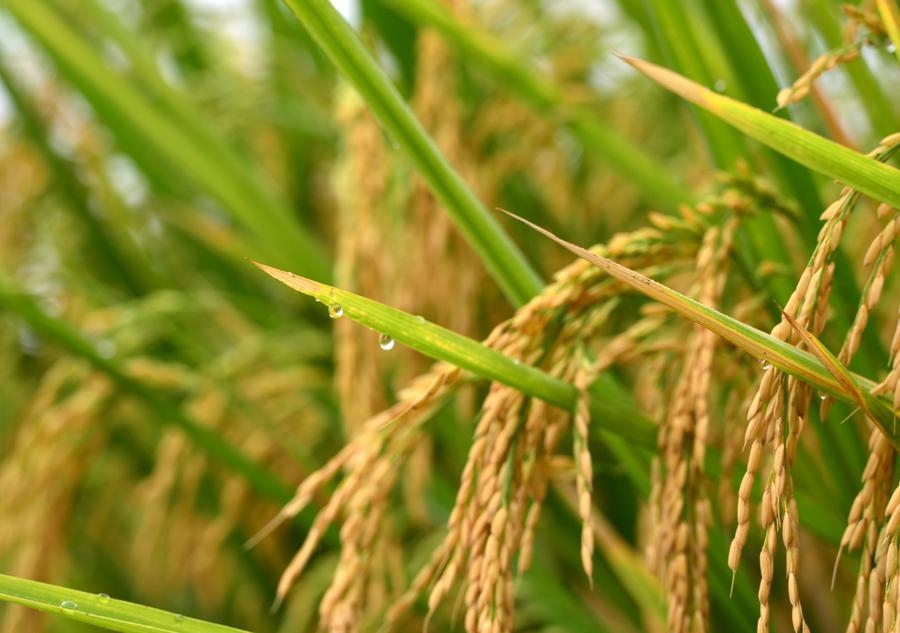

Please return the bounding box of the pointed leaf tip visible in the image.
[251,261,323,296]
[620,56,711,108]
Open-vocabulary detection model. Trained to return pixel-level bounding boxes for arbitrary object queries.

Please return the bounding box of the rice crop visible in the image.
[1,1,899,632]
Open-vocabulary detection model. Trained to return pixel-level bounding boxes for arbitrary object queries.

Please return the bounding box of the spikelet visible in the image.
[842,4,889,39]
[776,44,863,109]
[776,2,891,111]
[573,362,595,584]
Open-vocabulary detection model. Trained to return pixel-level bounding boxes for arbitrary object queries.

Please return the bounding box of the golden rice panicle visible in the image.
[573,362,595,584]
[883,482,900,633]
[333,86,396,429]
[730,178,868,630]
[847,431,894,633]
[271,178,754,629]
[841,203,897,364]
[873,309,900,415]
[736,132,900,627]
[650,210,738,633]
[261,363,460,617]
[0,361,110,633]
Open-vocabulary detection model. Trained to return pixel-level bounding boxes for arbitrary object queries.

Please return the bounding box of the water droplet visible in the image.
[818,392,827,401]
[174,614,185,623]
[328,304,343,319]
[714,79,727,92]
[97,593,110,603]
[60,601,78,611]
[414,315,426,325]
[760,359,771,370]
[378,333,395,351]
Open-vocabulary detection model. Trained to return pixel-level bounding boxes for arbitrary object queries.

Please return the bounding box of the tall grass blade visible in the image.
[0,573,248,633]
[621,56,900,209]
[279,0,543,305]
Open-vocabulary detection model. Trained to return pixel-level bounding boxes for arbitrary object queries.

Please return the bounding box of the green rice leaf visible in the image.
[0,574,248,633]
[621,55,900,209]
[279,0,544,305]
[251,261,657,447]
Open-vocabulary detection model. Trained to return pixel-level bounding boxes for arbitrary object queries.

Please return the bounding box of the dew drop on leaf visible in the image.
[97,593,110,603]
[328,304,343,319]
[378,333,395,351]
[60,601,78,611]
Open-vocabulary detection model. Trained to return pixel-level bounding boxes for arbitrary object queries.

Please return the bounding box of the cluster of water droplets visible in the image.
[319,298,405,351]
[56,595,184,625]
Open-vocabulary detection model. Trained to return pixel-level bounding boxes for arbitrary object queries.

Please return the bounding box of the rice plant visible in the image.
[1,0,899,632]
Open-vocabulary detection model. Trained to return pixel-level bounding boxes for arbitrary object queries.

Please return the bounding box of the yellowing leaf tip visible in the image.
[251,260,323,296]
[618,56,713,108]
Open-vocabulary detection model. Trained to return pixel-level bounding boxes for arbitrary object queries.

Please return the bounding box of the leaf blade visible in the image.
[621,55,900,209]
[0,574,248,633]
[251,261,659,447]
